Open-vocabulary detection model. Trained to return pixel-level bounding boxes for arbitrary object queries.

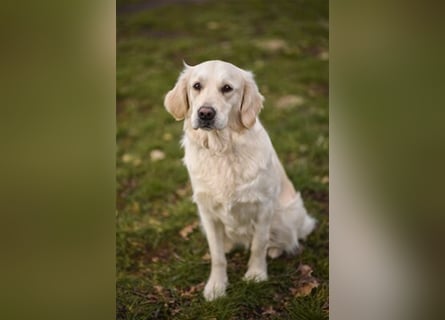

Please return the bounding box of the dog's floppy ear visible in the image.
[164,66,190,121]
[240,71,264,129]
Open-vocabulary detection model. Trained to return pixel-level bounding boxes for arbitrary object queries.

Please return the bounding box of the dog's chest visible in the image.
[182,131,279,244]
[185,144,269,204]
[221,201,262,243]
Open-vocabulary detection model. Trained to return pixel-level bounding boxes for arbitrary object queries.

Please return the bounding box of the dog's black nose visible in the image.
[198,106,216,121]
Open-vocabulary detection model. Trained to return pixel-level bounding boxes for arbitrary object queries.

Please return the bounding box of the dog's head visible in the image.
[164,60,264,131]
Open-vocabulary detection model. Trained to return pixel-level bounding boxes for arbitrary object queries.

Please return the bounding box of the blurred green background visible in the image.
[3,0,445,319]
[117,0,328,318]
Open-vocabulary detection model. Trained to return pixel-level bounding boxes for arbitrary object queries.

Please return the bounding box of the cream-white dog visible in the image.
[164,60,316,301]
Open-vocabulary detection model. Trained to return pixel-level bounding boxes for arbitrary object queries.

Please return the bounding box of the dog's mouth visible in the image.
[199,125,214,131]
[196,120,215,131]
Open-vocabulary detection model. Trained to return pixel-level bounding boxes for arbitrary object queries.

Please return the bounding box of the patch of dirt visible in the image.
[145,242,174,264]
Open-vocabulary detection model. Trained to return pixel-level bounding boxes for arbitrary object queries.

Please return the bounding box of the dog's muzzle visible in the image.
[197,106,216,130]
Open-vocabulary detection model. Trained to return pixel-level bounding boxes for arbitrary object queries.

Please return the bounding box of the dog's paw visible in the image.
[243,268,268,282]
[204,278,227,301]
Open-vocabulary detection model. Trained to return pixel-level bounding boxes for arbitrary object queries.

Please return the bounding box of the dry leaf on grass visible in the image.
[150,149,165,161]
[162,132,173,141]
[176,184,191,197]
[179,220,200,240]
[318,50,329,61]
[180,282,205,298]
[201,252,211,261]
[153,285,164,295]
[207,21,220,30]
[161,210,169,217]
[255,39,288,52]
[121,153,134,163]
[290,264,320,297]
[262,305,277,316]
[294,279,319,297]
[276,95,305,109]
[122,153,142,166]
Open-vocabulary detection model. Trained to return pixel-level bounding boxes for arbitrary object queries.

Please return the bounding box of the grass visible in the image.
[117,0,328,318]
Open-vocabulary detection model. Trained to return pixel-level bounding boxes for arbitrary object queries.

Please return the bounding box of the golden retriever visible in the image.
[164,60,316,301]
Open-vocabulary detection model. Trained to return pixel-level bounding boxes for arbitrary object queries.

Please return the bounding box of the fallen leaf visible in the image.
[298,264,313,276]
[162,132,173,141]
[291,264,320,297]
[262,305,277,315]
[176,185,190,197]
[180,282,205,298]
[319,50,329,61]
[121,153,141,166]
[207,21,220,30]
[321,175,329,184]
[150,149,165,161]
[276,95,305,109]
[122,153,134,163]
[255,39,288,52]
[294,278,319,297]
[172,307,181,316]
[153,285,164,295]
[161,210,169,217]
[148,218,161,227]
[201,252,211,261]
[179,220,200,240]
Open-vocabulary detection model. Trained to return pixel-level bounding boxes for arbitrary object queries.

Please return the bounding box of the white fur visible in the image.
[164,60,316,301]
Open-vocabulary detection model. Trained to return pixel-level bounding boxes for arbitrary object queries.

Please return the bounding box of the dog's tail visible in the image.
[295,192,317,240]
[298,213,317,240]
[268,192,316,258]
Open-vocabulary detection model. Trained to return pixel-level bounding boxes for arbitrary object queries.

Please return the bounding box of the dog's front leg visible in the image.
[244,206,272,282]
[198,204,228,301]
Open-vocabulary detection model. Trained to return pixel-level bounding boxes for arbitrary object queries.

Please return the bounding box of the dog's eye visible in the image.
[193,82,201,90]
[221,84,233,93]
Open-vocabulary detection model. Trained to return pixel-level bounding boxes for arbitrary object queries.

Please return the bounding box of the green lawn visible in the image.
[117,1,328,318]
